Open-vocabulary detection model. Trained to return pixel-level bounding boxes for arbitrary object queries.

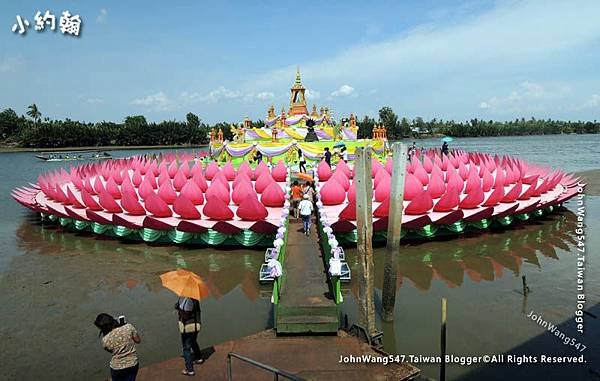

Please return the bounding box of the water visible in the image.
[409,133,600,173]
[0,135,598,380]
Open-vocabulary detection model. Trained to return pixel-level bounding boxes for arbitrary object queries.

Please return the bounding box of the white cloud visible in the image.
[197,86,241,104]
[256,91,274,101]
[330,85,357,98]
[306,89,320,100]
[181,87,275,104]
[479,81,570,113]
[179,91,202,104]
[86,98,104,104]
[131,92,173,111]
[245,0,600,119]
[96,9,107,24]
[578,94,600,110]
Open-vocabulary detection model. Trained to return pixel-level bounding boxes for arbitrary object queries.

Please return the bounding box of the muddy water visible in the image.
[341,201,600,380]
[0,135,598,380]
[0,149,272,380]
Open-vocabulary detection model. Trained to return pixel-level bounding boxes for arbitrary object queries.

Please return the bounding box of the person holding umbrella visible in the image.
[441,141,449,155]
[441,136,453,156]
[160,269,210,377]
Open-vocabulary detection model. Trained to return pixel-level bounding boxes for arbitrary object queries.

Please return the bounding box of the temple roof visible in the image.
[264,69,331,122]
[292,67,304,90]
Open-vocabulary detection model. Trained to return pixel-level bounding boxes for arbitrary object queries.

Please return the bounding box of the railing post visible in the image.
[227,353,233,381]
[227,352,304,381]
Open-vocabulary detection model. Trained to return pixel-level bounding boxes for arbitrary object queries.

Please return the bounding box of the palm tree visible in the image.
[27,104,42,123]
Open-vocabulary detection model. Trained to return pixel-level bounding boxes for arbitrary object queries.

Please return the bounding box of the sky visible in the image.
[1,0,600,124]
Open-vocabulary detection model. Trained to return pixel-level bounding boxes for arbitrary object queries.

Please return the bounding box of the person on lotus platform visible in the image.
[323,147,332,167]
[298,194,314,236]
[442,141,449,156]
[94,313,141,381]
[291,181,303,218]
[340,147,348,163]
[303,181,315,202]
[298,147,306,173]
[254,150,263,163]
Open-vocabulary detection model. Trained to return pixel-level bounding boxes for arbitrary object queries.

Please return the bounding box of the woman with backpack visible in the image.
[175,297,203,376]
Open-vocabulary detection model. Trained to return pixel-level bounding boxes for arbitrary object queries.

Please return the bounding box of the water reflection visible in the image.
[15,214,266,301]
[344,209,577,294]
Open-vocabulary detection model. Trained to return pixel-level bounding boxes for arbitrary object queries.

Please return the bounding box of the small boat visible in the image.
[35,151,112,162]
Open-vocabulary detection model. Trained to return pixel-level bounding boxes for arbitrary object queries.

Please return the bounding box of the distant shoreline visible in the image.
[1,132,598,153]
[0,144,208,153]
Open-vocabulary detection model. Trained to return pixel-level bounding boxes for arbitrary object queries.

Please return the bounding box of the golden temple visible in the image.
[266,68,332,127]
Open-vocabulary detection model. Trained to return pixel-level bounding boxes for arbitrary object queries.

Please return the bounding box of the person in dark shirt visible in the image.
[442,141,449,155]
[254,150,263,163]
[298,147,306,173]
[323,147,332,167]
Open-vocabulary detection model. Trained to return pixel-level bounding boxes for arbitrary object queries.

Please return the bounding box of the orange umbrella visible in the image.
[295,172,313,182]
[160,269,210,300]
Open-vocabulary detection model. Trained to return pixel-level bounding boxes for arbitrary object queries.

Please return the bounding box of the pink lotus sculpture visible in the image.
[12,153,288,246]
[317,149,582,242]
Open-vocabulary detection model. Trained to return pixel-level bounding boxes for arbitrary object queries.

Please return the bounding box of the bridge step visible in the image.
[276,314,339,334]
[277,304,338,317]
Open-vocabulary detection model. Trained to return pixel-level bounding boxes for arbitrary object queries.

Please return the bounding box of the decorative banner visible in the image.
[297,143,323,160]
[225,144,255,157]
[285,115,304,125]
[278,130,291,139]
[316,129,332,140]
[265,114,330,127]
[265,117,279,127]
[210,143,225,157]
[256,143,294,157]
[283,128,305,140]
[210,139,385,159]
[254,128,272,139]
[244,129,261,140]
[342,127,357,140]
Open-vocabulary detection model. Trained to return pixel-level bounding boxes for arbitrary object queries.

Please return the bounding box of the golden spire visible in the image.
[289,68,308,115]
[295,66,302,87]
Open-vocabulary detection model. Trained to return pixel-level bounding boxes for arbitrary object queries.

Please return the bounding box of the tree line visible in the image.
[0,104,598,149]
[357,106,600,139]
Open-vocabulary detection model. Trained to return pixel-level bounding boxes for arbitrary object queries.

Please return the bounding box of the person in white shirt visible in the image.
[341,147,348,162]
[298,194,314,236]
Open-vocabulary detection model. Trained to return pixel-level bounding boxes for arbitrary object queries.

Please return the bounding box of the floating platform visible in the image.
[315,149,583,245]
[12,153,291,247]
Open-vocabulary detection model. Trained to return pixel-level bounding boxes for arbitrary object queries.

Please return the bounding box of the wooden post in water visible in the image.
[440,297,448,381]
[522,275,529,296]
[355,147,377,336]
[381,142,407,322]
